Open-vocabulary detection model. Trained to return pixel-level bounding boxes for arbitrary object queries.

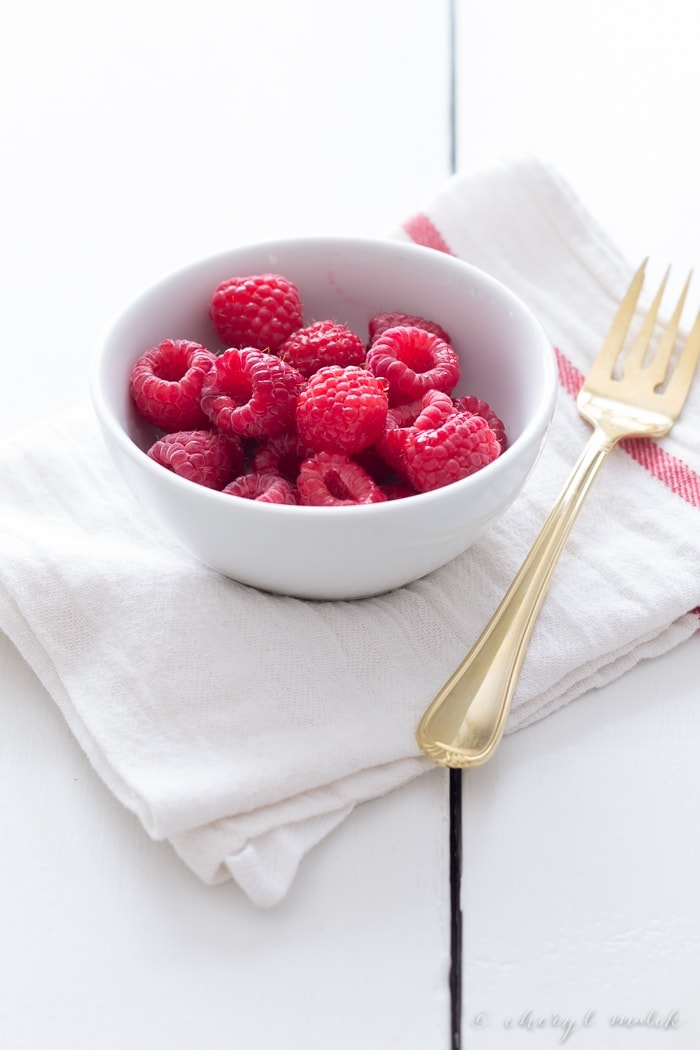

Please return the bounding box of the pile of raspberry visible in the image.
[128,272,507,507]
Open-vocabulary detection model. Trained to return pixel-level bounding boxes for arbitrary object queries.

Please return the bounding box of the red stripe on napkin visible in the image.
[404,214,700,511]
[402,214,456,255]
[553,345,585,399]
[622,437,700,508]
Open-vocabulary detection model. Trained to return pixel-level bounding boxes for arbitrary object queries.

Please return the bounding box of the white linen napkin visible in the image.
[1,157,698,907]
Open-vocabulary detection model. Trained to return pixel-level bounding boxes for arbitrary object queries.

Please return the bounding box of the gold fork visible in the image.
[417,261,700,768]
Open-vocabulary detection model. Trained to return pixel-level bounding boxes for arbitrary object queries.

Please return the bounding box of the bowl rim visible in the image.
[90,235,559,520]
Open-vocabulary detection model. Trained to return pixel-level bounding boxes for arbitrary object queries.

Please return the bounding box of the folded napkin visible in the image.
[1,158,698,906]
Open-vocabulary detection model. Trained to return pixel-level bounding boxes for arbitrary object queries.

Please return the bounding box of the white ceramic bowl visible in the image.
[91,237,557,600]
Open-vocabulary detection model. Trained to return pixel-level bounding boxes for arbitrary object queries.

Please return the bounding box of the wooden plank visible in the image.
[0,1,455,1046]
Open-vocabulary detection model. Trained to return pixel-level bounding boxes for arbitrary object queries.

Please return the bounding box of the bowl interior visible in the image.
[95,237,555,464]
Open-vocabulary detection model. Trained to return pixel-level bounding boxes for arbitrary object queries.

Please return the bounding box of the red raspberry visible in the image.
[366,326,460,406]
[453,394,508,451]
[385,389,455,432]
[296,365,389,455]
[279,320,366,377]
[223,473,298,504]
[393,413,501,493]
[200,347,304,439]
[297,451,387,506]
[378,389,455,470]
[368,311,451,345]
[147,429,244,489]
[129,339,215,431]
[209,273,303,352]
[251,431,312,481]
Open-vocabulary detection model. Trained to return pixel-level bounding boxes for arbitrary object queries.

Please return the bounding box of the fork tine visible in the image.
[594,259,647,378]
[640,270,692,389]
[662,307,700,411]
[622,266,670,379]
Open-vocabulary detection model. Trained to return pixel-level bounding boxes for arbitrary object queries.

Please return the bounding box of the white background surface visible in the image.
[1,1,699,1047]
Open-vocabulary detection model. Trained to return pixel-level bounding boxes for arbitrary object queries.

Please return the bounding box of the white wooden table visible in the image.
[2,2,698,1047]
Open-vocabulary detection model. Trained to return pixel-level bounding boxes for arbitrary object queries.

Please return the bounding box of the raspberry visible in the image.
[279,320,366,377]
[200,347,304,439]
[366,326,460,406]
[368,311,451,345]
[296,365,389,455]
[209,273,303,352]
[453,394,508,451]
[223,473,298,504]
[378,389,456,470]
[385,389,455,433]
[147,429,244,489]
[297,451,387,506]
[129,339,215,431]
[392,413,501,493]
[251,431,312,481]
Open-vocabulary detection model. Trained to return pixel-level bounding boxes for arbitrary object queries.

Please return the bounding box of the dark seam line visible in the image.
[448,0,458,175]
[447,2,462,1048]
[449,767,463,1049]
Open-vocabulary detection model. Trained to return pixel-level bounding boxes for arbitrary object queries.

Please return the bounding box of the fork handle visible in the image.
[416,424,622,767]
